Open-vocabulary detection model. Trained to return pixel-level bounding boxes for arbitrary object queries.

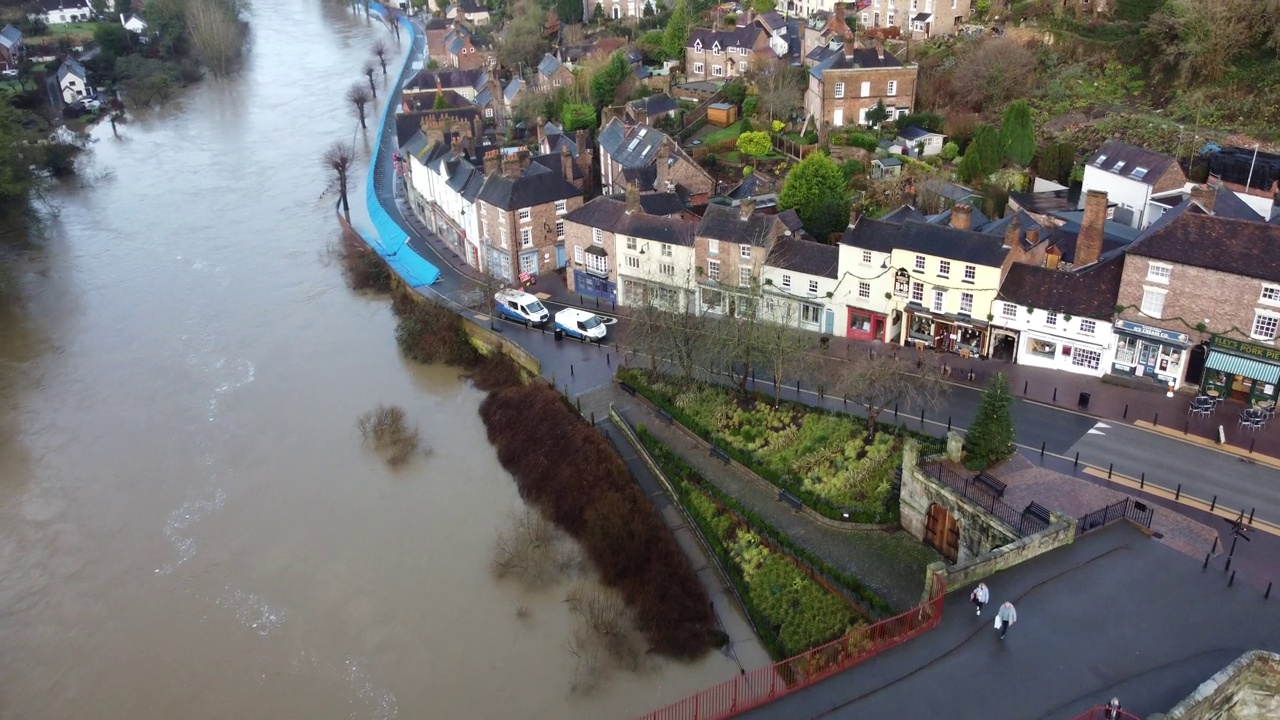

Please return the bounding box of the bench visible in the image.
[710,445,731,463]
[619,381,637,396]
[972,471,1007,497]
[1025,501,1052,525]
[778,490,803,511]
[657,407,674,424]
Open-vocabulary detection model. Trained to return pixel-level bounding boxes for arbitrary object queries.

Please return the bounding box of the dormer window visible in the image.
[1094,154,1107,166]
[693,40,702,53]
[1113,161,1125,172]
[1130,166,1148,179]
[712,42,721,55]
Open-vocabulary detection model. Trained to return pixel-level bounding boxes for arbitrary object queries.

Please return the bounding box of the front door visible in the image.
[832,108,844,127]
[923,503,959,563]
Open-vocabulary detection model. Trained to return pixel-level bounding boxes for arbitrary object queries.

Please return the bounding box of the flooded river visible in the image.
[0,2,742,717]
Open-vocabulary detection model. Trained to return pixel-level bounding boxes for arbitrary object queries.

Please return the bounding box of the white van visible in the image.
[555,308,607,342]
[494,289,549,326]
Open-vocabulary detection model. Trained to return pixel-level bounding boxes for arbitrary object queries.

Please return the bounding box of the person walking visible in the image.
[970,582,990,616]
[996,601,1017,639]
[1104,697,1123,719]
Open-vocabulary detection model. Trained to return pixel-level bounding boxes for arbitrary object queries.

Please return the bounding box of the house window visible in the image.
[485,108,494,117]
[708,239,719,254]
[1045,311,1058,327]
[499,226,508,248]
[860,81,870,97]
[1146,262,1171,283]
[781,274,792,288]
[712,45,721,55]
[1140,287,1166,318]
[861,250,873,265]
[708,259,720,281]
[1079,319,1097,335]
[862,12,868,23]
[626,256,641,269]
[834,82,845,99]
[586,253,608,276]
[702,288,725,313]
[938,260,950,278]
[661,243,672,257]
[521,227,533,247]
[887,80,897,96]
[659,263,675,276]
[951,0,956,7]
[1262,285,1280,306]
[592,227,603,245]
[931,289,945,313]
[740,266,752,286]
[911,282,924,303]
[801,304,822,324]
[574,246,585,264]
[518,208,531,222]
[959,292,973,314]
[808,279,819,293]
[626,236,637,251]
[740,244,752,259]
[556,220,565,238]
[693,62,704,74]
[1001,302,1017,319]
[963,264,976,282]
[1252,312,1279,341]
[520,253,537,274]
[859,281,871,299]
[913,254,926,272]
[1072,347,1102,371]
[712,65,724,77]
[555,200,567,214]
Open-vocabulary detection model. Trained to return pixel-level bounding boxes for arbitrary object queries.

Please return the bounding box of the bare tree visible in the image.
[363,60,379,98]
[372,38,390,76]
[755,301,814,406]
[323,140,357,221]
[347,83,373,129]
[565,584,645,693]
[754,58,806,123]
[185,0,248,77]
[491,509,578,586]
[949,38,1037,113]
[819,352,949,441]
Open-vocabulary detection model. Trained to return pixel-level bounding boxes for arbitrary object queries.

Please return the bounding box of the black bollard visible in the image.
[1140,472,1145,489]
[1176,483,1182,501]
[570,364,575,377]
[1226,556,1233,572]
[894,403,899,419]
[590,411,595,425]
[947,416,952,432]
[1249,507,1256,524]
[1251,438,1256,454]
[576,397,581,414]
[1154,412,1159,427]
[595,297,600,309]
[1123,404,1129,419]
[1210,495,1217,512]
[1108,463,1113,479]
[1212,535,1219,554]
[1023,380,1028,395]
[1229,570,1236,587]
[1204,553,1211,569]
[607,354,611,367]
[578,294,583,305]
[1073,452,1079,469]
[1266,582,1272,599]
[797,379,801,394]
[1184,420,1189,435]
[1040,441,1045,459]
[1053,387,1057,402]
[920,408,925,426]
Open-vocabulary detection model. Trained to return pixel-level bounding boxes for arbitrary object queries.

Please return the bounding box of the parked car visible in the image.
[82,98,102,110]
[0,69,18,78]
[494,289,549,326]
[555,308,607,342]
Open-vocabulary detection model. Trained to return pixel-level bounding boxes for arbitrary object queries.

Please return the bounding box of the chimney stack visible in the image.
[1025,228,1040,247]
[657,142,671,192]
[844,35,857,59]
[950,204,972,231]
[484,149,500,176]
[1076,189,1108,268]
[739,197,756,220]
[518,147,531,171]
[625,182,640,214]
[1189,183,1216,214]
[875,39,884,61]
[1003,216,1022,252]
[451,135,462,155]
[536,115,546,150]
[561,145,574,183]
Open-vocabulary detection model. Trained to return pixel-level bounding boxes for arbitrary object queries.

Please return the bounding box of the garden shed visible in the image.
[706,102,739,128]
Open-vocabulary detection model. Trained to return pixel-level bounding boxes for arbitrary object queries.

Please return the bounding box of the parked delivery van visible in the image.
[494,289,549,326]
[555,308,607,342]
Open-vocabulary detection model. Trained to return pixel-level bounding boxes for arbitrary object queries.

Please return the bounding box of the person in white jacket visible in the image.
[996,601,1017,639]
[969,582,990,616]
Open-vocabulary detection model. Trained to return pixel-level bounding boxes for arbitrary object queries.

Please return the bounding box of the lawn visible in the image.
[620,369,945,522]
[699,118,750,146]
[639,427,866,659]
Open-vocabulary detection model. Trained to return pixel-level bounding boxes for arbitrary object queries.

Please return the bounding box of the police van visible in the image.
[555,308,608,342]
[494,289,549,326]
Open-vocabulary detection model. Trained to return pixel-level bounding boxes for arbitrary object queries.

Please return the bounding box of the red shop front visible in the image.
[847,307,888,342]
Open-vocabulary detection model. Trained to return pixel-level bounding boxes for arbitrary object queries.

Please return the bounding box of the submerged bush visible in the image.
[356,403,424,466]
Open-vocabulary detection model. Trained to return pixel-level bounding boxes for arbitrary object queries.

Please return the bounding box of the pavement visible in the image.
[736,522,1280,720]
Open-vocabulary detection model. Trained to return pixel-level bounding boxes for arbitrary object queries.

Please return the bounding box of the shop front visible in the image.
[902,305,988,357]
[1199,335,1280,405]
[847,306,888,342]
[1018,331,1111,378]
[1110,319,1190,387]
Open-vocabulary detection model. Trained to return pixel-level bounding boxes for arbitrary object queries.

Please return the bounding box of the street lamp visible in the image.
[1223,512,1252,572]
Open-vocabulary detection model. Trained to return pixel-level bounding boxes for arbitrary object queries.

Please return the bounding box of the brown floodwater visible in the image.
[0,3,748,717]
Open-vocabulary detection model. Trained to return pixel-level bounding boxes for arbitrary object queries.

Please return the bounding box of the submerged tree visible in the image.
[323,140,357,221]
[347,83,373,129]
[363,60,378,98]
[372,38,390,76]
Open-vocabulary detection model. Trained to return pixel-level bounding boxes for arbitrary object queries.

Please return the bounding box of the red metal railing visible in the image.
[1067,706,1143,720]
[633,576,947,720]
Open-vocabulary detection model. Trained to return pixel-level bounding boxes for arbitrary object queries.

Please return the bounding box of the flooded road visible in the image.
[0,2,744,717]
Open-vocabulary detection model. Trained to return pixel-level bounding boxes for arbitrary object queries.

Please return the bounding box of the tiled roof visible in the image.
[1124,208,1280,283]
[563,196,697,246]
[456,0,486,13]
[41,0,89,11]
[841,218,1010,266]
[0,24,22,49]
[477,159,581,210]
[997,256,1124,319]
[1086,140,1177,188]
[536,53,563,77]
[545,133,579,158]
[697,203,784,246]
[809,45,903,79]
[766,236,839,279]
[1206,185,1267,221]
[598,118,667,169]
[688,26,762,51]
[628,93,680,117]
[405,68,486,91]
[57,58,85,82]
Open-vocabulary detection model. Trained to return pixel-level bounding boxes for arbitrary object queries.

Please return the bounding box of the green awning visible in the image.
[1205,350,1280,384]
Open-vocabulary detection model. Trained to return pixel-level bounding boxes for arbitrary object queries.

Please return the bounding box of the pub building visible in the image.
[1109,319,1191,388]
[894,269,990,357]
[1199,335,1280,405]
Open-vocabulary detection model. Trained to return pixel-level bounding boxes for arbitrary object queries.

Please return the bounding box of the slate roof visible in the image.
[628,93,679,117]
[563,196,697,246]
[841,218,1010,266]
[926,205,991,231]
[697,203,784,246]
[898,126,943,142]
[531,151,585,182]
[1,24,22,50]
[1009,188,1076,215]
[401,129,429,159]
[474,85,494,107]
[57,58,85,83]
[545,133,580,158]
[919,179,978,204]
[1271,207,1280,225]
[536,53,563,77]
[758,11,786,32]
[405,68,486,92]
[477,159,581,210]
[1124,208,1280,283]
[1086,139,1177,188]
[41,0,90,11]
[637,192,685,216]
[880,205,928,224]
[809,46,903,79]
[455,0,486,13]
[777,208,804,235]
[597,118,667,169]
[766,236,839,279]
[503,77,524,102]
[998,256,1124,319]
[444,157,486,202]
[688,26,762,51]
[404,89,472,111]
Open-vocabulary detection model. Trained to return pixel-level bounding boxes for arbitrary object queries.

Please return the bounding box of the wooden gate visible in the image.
[923,503,960,563]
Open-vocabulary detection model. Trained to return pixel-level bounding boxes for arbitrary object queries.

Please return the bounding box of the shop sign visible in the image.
[1210,335,1280,363]
[1113,319,1189,346]
[893,268,910,297]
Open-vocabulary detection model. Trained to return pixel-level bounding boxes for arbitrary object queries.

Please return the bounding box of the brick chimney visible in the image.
[625,182,640,214]
[950,204,972,231]
[561,145,574,183]
[739,197,756,220]
[1025,228,1040,247]
[1189,183,1216,214]
[484,149,500,176]
[502,151,522,178]
[518,147,531,171]
[1076,189,1108,268]
[844,35,857,60]
[451,135,462,155]
[657,142,671,191]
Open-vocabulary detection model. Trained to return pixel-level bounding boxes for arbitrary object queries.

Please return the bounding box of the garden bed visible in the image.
[618,368,945,523]
[638,426,870,659]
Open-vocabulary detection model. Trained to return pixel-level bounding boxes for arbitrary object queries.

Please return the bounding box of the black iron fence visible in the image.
[1076,497,1154,536]
[920,460,1050,537]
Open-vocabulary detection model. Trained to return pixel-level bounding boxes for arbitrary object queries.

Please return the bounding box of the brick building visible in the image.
[596,118,715,205]
[805,37,917,127]
[684,22,772,81]
[691,200,793,316]
[475,149,583,282]
[853,0,974,38]
[535,53,575,89]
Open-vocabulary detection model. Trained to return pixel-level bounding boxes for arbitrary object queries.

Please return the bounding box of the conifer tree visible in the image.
[963,372,1015,470]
